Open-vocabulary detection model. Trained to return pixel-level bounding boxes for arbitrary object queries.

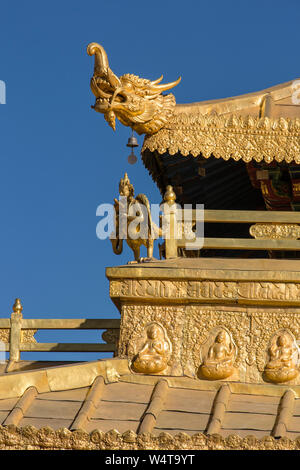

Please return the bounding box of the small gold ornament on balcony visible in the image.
[12,298,23,314]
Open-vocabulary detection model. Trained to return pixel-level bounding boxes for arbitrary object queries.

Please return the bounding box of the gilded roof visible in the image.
[142,80,300,164]
[87,44,300,165]
[1,358,300,450]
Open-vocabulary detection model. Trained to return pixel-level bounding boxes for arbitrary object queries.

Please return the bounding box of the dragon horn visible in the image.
[87,43,109,76]
[87,42,121,89]
[149,76,181,93]
[150,75,164,85]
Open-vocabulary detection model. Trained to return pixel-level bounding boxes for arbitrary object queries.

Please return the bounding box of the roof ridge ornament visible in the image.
[87,42,181,135]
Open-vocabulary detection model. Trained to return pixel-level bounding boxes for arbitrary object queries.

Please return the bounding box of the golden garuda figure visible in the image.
[110,173,161,262]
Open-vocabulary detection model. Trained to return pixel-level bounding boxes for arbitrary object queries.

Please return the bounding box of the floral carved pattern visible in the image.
[143,113,300,164]
[21,330,37,344]
[0,330,10,343]
[250,223,300,240]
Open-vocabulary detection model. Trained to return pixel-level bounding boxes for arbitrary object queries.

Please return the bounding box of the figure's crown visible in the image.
[119,173,134,196]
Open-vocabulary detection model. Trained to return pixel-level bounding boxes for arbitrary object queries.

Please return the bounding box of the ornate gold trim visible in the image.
[21,330,37,343]
[0,330,10,343]
[250,224,300,240]
[110,278,300,306]
[142,113,300,164]
[0,426,298,450]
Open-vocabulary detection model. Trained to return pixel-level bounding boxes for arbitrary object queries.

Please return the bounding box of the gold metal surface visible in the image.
[21,318,120,329]
[206,384,231,435]
[70,376,104,431]
[7,299,23,372]
[201,209,300,224]
[162,186,178,259]
[87,43,180,134]
[177,237,300,251]
[0,370,50,399]
[178,237,300,251]
[102,328,120,354]
[118,372,300,398]
[272,389,295,438]
[137,379,168,434]
[3,387,37,426]
[46,361,105,391]
[0,359,129,400]
[3,307,120,370]
[106,257,300,280]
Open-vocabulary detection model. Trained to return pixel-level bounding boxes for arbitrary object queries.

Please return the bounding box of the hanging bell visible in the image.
[126,131,138,165]
[126,135,138,148]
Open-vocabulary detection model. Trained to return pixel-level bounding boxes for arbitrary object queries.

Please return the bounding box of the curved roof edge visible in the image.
[1,359,300,449]
[142,79,300,164]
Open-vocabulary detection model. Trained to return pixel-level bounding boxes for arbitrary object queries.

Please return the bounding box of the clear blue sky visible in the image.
[0,0,300,360]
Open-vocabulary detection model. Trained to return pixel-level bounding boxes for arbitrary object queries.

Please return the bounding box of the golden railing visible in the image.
[2,300,120,372]
[162,187,300,258]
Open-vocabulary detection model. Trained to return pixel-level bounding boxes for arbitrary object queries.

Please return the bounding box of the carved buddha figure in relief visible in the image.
[264,332,299,383]
[132,323,170,374]
[201,330,236,380]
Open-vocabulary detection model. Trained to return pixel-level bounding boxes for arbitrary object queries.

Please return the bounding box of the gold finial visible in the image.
[164,185,176,205]
[12,298,23,314]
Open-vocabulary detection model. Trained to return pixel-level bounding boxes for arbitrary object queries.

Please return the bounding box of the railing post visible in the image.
[163,185,178,259]
[6,298,23,373]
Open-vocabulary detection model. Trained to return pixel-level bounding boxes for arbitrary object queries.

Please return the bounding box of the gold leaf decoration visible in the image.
[142,113,300,164]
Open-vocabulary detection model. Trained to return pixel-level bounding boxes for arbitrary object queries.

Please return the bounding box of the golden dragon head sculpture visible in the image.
[87,43,181,135]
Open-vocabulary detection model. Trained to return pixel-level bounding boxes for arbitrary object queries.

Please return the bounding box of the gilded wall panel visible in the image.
[119,304,186,375]
[112,277,300,383]
[182,306,249,380]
